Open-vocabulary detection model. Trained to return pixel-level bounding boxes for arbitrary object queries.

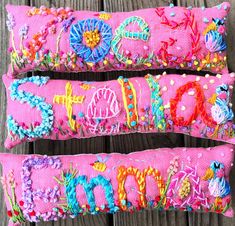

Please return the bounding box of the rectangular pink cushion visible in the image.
[6,2,230,77]
[3,72,235,149]
[0,145,234,226]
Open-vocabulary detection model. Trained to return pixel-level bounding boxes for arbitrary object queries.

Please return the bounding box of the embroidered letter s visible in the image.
[7,76,54,140]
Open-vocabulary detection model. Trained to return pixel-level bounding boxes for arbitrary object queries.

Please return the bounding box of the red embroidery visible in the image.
[170,82,217,127]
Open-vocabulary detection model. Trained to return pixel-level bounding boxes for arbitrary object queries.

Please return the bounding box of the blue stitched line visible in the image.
[7,76,54,139]
[145,75,166,131]
[65,173,118,215]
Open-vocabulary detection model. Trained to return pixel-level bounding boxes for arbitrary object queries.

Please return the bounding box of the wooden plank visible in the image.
[29,1,110,226]
[177,1,235,226]
[0,0,32,226]
[103,1,187,226]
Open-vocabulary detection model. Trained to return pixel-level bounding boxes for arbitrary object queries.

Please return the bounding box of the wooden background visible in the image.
[0,0,235,226]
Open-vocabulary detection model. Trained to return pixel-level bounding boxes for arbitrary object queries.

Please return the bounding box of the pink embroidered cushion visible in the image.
[3,72,235,149]
[6,2,230,77]
[0,145,234,226]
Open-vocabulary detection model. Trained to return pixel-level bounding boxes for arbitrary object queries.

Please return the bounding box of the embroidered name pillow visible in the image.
[0,145,234,226]
[3,72,235,149]
[6,2,230,77]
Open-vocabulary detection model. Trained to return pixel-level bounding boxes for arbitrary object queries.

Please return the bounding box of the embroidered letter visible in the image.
[170,81,217,127]
[59,171,117,214]
[21,156,62,221]
[111,16,150,64]
[53,82,85,131]
[117,166,165,210]
[7,76,54,140]
[118,76,138,128]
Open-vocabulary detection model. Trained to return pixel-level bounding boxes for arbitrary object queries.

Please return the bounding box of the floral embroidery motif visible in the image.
[145,74,166,131]
[7,76,54,141]
[0,170,25,224]
[55,167,117,215]
[70,18,112,63]
[53,82,85,131]
[111,16,150,65]
[204,18,227,52]
[118,76,138,128]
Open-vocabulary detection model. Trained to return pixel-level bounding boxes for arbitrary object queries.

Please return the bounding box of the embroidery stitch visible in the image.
[117,166,165,210]
[111,16,150,64]
[118,76,138,128]
[21,155,62,221]
[170,81,217,127]
[7,76,54,141]
[70,18,112,63]
[55,167,118,215]
[53,82,85,131]
[145,74,166,131]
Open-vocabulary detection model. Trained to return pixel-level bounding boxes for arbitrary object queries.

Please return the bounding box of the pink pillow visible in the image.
[3,72,235,149]
[0,145,234,226]
[6,2,230,77]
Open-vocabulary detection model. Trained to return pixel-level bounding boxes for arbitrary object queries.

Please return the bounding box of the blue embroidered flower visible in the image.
[70,18,112,63]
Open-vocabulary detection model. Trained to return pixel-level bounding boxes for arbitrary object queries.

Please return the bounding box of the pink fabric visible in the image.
[3,72,235,149]
[0,145,234,226]
[6,2,230,77]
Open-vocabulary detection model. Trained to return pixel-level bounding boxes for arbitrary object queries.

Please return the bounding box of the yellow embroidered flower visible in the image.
[178,177,191,199]
[203,22,217,35]
[83,29,101,49]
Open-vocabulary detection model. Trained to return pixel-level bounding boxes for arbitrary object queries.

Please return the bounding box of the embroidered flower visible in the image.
[19,24,29,39]
[70,18,112,63]
[6,13,16,31]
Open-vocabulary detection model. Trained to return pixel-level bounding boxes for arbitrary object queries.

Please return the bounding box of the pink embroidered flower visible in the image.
[167,157,179,175]
[216,169,225,178]
[218,25,225,34]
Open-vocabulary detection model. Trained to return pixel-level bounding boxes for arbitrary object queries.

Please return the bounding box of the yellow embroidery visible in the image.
[117,166,165,210]
[53,82,85,131]
[98,13,112,20]
[118,77,138,128]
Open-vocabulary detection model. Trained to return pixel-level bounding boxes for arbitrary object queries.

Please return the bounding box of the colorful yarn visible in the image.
[118,76,138,128]
[7,76,54,140]
[145,74,166,131]
[63,173,117,214]
[170,81,217,127]
[111,16,150,64]
[53,82,85,131]
[70,18,112,63]
[117,166,165,210]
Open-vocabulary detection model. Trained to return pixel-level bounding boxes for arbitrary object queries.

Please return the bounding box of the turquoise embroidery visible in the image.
[7,76,54,139]
[145,74,166,131]
[63,172,117,215]
[111,16,150,64]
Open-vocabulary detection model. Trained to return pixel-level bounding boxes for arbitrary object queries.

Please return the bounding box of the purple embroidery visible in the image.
[21,156,62,222]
